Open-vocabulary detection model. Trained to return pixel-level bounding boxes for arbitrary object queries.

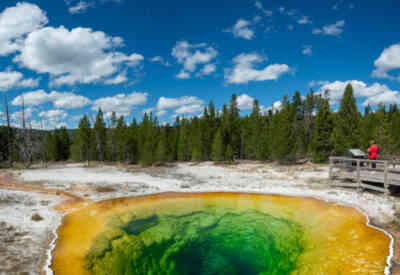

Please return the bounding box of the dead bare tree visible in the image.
[16,94,36,168]
[5,94,11,167]
[1,94,12,166]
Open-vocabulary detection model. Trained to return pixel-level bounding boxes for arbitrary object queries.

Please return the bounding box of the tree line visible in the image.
[1,83,400,167]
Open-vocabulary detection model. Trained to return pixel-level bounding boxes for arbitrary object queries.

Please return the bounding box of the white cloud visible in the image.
[39,109,67,120]
[237,94,254,110]
[316,80,400,106]
[12,90,49,106]
[0,70,39,91]
[272,101,282,111]
[362,90,400,106]
[288,24,294,31]
[197,64,216,77]
[372,43,400,80]
[255,1,273,16]
[175,104,203,115]
[176,70,190,79]
[69,1,93,14]
[150,56,170,67]
[265,100,282,113]
[12,90,91,109]
[51,91,91,109]
[14,26,144,86]
[297,16,312,25]
[225,53,291,84]
[157,96,204,110]
[172,41,218,79]
[279,6,285,13]
[155,96,205,117]
[104,71,128,85]
[225,19,255,40]
[0,2,48,56]
[302,45,312,56]
[313,20,345,36]
[92,92,148,117]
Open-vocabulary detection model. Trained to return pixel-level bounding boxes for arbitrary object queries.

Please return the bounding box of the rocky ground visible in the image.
[0,189,62,275]
[0,161,399,274]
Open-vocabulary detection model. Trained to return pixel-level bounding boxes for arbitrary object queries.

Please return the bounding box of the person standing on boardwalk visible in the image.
[368,140,378,168]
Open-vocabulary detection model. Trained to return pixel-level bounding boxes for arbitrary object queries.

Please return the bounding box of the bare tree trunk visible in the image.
[18,94,34,169]
[4,94,12,167]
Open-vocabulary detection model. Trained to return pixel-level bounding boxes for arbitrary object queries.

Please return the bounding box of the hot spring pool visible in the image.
[51,192,392,275]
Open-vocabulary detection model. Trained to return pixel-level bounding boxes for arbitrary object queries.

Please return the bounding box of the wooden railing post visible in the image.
[356,159,361,191]
[384,161,389,196]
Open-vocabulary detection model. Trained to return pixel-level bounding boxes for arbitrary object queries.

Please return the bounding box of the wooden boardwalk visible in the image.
[329,157,400,195]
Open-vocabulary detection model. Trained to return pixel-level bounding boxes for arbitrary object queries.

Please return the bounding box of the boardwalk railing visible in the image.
[329,157,400,195]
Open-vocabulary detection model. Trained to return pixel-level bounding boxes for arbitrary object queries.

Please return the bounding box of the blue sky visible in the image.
[0,0,400,128]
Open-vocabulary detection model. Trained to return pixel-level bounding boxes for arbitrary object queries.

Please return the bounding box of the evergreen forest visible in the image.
[1,83,400,167]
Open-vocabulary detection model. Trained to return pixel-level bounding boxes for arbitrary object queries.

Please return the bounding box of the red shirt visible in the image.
[368,145,378,159]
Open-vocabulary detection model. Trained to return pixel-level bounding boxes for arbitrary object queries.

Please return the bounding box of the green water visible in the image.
[85,209,305,275]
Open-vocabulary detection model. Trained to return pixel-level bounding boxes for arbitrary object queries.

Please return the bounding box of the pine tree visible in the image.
[40,132,52,165]
[247,99,261,160]
[331,84,361,155]
[141,139,154,166]
[292,91,306,158]
[390,105,400,154]
[47,130,61,161]
[311,97,333,162]
[166,123,177,162]
[177,119,190,161]
[155,127,168,163]
[200,105,213,160]
[93,109,107,161]
[225,144,234,163]
[72,115,93,162]
[115,116,128,161]
[241,115,252,159]
[304,89,316,154]
[108,111,117,161]
[359,105,377,151]
[190,117,202,161]
[58,127,71,160]
[228,94,241,158]
[127,118,139,163]
[211,127,224,161]
[47,132,58,161]
[272,96,296,163]
[375,104,394,157]
[139,113,156,166]
[257,115,270,161]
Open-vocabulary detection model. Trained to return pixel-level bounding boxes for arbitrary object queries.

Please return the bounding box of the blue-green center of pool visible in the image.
[85,209,305,275]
